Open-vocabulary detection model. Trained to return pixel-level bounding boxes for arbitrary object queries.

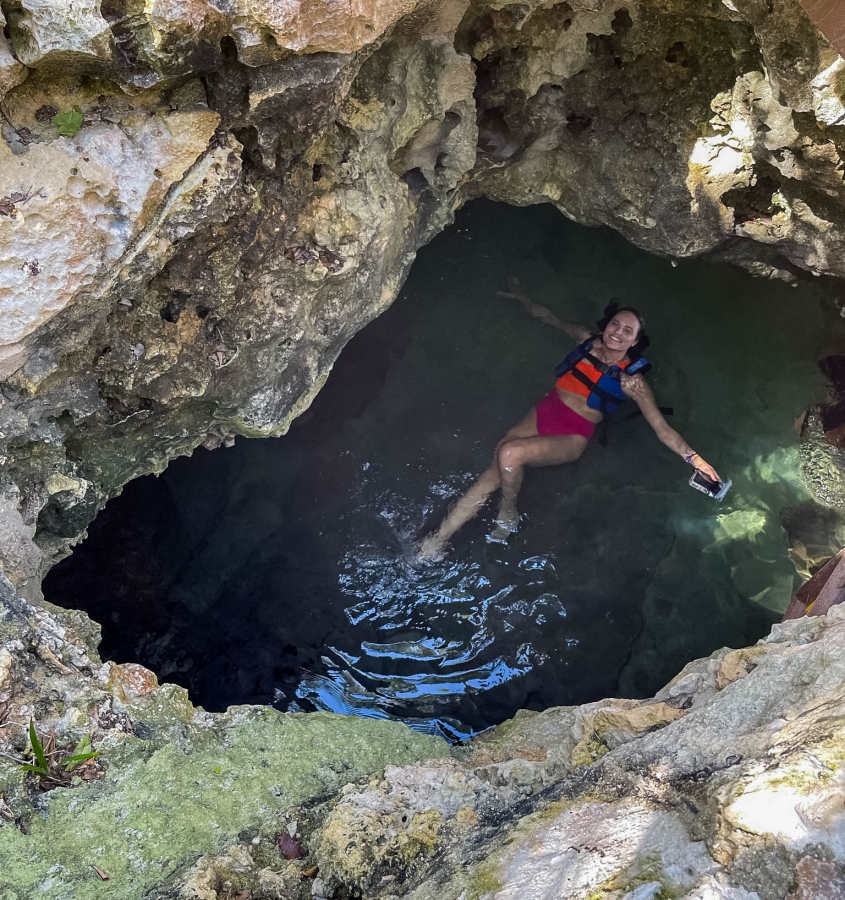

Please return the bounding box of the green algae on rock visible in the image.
[0,709,446,900]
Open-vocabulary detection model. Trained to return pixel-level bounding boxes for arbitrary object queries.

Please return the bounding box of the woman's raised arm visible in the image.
[497,285,591,342]
[621,374,721,482]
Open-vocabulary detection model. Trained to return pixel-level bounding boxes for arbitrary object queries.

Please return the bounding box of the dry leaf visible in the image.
[317,248,344,273]
[276,830,305,860]
[284,244,318,266]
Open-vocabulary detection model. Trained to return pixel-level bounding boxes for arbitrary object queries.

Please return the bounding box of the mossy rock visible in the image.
[0,709,445,900]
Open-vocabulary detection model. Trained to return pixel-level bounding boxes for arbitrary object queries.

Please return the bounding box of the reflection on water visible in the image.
[43,200,845,738]
[294,525,571,738]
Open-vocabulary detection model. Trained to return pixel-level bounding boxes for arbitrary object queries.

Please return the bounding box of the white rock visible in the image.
[623,884,663,900]
[0,9,26,103]
[7,0,114,69]
[45,473,89,499]
[0,647,12,699]
[724,762,845,859]
[0,100,220,359]
[681,874,762,899]
[484,800,717,900]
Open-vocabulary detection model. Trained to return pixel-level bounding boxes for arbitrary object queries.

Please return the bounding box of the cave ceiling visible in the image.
[0,0,843,593]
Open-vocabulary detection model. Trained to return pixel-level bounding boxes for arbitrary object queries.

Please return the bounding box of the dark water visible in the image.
[44,200,842,739]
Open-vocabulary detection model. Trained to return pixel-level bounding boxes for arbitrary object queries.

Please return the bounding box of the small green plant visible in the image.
[52,106,84,138]
[20,721,99,789]
[19,721,49,777]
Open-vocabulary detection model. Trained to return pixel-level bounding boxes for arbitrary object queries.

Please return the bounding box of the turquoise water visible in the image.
[44,200,844,738]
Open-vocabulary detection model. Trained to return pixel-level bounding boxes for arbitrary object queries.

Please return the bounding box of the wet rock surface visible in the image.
[2,0,845,896]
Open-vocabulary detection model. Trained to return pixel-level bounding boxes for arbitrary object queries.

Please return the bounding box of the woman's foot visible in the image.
[416,533,448,563]
[487,507,519,543]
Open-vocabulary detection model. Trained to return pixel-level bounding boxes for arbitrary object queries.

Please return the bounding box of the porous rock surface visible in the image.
[0,571,447,899]
[2,0,845,898]
[166,608,845,900]
[6,566,845,898]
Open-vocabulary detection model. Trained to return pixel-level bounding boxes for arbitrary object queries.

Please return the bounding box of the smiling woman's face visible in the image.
[602,310,641,354]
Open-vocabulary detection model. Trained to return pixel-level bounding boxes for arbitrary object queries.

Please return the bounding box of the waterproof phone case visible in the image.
[689,470,732,501]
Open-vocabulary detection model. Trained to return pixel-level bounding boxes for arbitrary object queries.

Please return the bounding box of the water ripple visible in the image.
[295,488,571,738]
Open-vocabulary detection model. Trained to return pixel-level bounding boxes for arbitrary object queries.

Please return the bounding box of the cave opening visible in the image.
[43,199,844,740]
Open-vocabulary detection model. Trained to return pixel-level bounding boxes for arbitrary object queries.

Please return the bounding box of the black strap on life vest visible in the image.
[597,398,612,448]
[566,366,627,408]
[624,406,674,420]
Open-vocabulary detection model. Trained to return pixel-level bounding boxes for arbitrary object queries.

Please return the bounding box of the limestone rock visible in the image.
[1,0,845,576]
[317,804,445,896]
[2,3,845,898]
[4,0,455,84]
[464,696,685,777]
[235,53,365,169]
[468,799,717,900]
[0,484,42,597]
[227,0,419,62]
[6,0,115,72]
[0,647,12,701]
[0,9,26,104]
[800,411,845,509]
[0,567,447,900]
[311,757,521,895]
[788,856,845,900]
[0,79,225,360]
[267,605,845,898]
[377,36,478,193]
[178,844,270,900]
[5,571,845,900]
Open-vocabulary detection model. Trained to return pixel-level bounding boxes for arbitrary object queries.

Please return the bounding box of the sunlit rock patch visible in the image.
[110,605,845,899]
[0,79,226,361]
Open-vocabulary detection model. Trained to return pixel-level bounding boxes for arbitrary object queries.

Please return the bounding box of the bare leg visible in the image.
[417,411,538,560]
[419,463,501,553]
[490,434,589,541]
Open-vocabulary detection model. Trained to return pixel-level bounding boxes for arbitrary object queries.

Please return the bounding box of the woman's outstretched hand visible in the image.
[619,375,723,483]
[693,456,721,483]
[497,277,536,311]
[497,279,590,341]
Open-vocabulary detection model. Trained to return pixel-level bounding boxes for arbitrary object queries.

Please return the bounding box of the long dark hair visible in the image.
[595,300,650,360]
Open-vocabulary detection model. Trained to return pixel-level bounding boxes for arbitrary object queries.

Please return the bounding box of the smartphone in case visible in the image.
[689,470,732,501]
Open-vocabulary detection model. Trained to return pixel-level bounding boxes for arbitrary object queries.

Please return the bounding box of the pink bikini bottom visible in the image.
[535,391,596,439]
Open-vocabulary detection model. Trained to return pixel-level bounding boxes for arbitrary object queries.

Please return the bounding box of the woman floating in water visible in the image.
[417,288,721,561]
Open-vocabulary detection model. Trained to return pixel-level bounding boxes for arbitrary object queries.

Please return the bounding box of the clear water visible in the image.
[44,200,843,739]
